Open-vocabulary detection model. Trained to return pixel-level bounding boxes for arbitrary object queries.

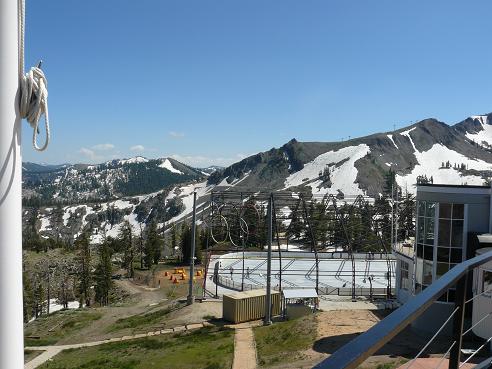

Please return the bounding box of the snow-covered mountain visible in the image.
[23,156,204,205]
[24,113,492,244]
[209,113,492,197]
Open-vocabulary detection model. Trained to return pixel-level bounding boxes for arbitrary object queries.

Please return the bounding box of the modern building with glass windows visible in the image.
[394,183,492,333]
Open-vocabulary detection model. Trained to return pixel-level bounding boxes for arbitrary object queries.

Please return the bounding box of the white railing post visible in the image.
[0,0,24,368]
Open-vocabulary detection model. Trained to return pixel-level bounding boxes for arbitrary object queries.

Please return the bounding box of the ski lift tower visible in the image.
[0,0,24,367]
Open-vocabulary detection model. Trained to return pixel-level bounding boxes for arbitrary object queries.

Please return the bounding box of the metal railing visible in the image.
[313,250,492,369]
[214,273,395,298]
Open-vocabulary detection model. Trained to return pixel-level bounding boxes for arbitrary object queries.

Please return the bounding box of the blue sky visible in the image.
[23,0,492,167]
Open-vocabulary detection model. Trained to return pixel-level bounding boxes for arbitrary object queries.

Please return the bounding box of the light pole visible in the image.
[264,193,273,326]
[0,0,23,367]
[187,191,197,305]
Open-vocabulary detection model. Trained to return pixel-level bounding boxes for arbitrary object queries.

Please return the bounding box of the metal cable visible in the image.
[460,335,492,368]
[405,306,460,369]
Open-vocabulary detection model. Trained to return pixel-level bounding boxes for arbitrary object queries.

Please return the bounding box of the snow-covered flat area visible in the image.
[210,252,396,293]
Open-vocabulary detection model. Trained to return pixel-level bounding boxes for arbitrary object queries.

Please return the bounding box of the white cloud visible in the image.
[169,131,185,139]
[79,147,102,161]
[91,143,115,151]
[130,145,145,152]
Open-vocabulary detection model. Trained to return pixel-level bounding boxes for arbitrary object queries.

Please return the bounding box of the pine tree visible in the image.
[180,223,192,264]
[399,192,415,240]
[170,223,179,259]
[383,169,396,198]
[33,282,45,318]
[118,220,135,277]
[76,233,92,307]
[144,221,162,267]
[23,271,34,323]
[94,240,113,306]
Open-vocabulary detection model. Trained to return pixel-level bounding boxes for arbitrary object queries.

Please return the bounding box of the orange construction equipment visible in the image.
[173,277,179,284]
[180,273,186,280]
[196,270,202,277]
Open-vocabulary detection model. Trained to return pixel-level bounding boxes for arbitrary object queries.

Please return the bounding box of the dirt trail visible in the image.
[53,279,174,344]
[233,324,258,369]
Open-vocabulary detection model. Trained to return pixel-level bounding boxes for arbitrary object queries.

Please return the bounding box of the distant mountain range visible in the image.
[23,113,492,243]
[23,156,217,204]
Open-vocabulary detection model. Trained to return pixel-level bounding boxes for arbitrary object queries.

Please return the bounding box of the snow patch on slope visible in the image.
[387,134,398,149]
[284,144,370,196]
[400,127,417,152]
[165,181,213,226]
[159,159,183,174]
[396,143,491,190]
[466,116,492,149]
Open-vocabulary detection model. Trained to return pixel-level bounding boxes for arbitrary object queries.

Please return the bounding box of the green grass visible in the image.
[254,315,317,367]
[24,309,102,347]
[38,326,234,369]
[106,304,181,333]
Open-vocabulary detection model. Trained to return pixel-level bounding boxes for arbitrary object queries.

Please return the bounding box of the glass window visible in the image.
[452,204,464,219]
[438,219,451,246]
[399,260,410,291]
[440,203,452,219]
[418,201,425,217]
[436,263,449,278]
[450,248,462,263]
[437,247,449,262]
[425,217,435,245]
[426,202,436,218]
[483,270,492,294]
[417,243,424,258]
[418,218,425,242]
[423,261,433,285]
[451,220,464,247]
[424,246,434,260]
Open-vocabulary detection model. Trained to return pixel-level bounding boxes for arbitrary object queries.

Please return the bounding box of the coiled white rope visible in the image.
[18,0,50,151]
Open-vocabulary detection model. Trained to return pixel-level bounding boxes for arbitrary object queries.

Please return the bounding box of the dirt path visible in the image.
[57,279,171,344]
[233,325,258,369]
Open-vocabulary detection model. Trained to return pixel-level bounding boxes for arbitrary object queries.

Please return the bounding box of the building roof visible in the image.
[418,183,490,189]
[223,289,279,300]
[282,289,318,299]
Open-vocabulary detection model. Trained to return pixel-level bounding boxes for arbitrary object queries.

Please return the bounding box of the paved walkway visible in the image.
[232,325,258,369]
[24,322,210,369]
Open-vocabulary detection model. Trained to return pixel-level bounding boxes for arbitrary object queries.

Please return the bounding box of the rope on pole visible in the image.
[18,0,51,151]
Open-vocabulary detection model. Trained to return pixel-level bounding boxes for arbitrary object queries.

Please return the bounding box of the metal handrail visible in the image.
[313,250,492,369]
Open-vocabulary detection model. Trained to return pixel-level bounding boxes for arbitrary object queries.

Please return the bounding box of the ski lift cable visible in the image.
[18,0,50,151]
